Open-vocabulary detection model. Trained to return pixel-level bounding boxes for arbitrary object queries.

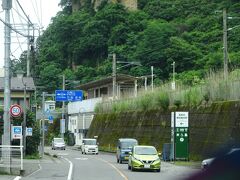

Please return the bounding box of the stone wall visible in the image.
[87,101,240,160]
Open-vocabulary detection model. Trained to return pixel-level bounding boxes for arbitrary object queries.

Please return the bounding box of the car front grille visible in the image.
[142,160,153,164]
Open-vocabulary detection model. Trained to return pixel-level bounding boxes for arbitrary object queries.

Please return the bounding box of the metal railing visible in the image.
[0,145,23,171]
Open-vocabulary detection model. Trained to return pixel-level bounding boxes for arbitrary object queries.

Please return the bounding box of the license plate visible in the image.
[144,164,150,168]
[124,156,129,160]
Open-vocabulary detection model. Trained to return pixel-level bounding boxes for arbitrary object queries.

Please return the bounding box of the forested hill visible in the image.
[32,0,240,92]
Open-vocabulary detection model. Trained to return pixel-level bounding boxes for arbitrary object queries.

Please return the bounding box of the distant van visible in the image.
[81,138,98,155]
[116,138,138,163]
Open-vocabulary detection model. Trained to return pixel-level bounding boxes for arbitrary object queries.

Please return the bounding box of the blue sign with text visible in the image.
[55,90,83,102]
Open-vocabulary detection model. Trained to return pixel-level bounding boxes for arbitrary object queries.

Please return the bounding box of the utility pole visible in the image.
[2,0,12,173]
[223,8,228,79]
[112,53,116,99]
[22,79,26,156]
[172,61,176,90]
[41,92,45,158]
[26,20,31,77]
[61,74,65,139]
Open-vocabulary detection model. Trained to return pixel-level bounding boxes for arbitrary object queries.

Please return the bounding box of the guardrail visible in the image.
[0,145,23,171]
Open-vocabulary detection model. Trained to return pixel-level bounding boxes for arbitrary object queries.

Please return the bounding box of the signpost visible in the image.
[26,127,33,136]
[48,115,53,123]
[12,126,22,139]
[10,104,22,117]
[175,112,189,160]
[55,90,83,102]
[60,119,65,134]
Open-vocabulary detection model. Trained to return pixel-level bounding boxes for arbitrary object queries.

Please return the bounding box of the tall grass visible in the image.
[95,70,240,113]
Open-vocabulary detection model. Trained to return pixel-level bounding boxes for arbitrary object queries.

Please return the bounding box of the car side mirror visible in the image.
[158,152,162,156]
[129,152,132,155]
[97,142,99,145]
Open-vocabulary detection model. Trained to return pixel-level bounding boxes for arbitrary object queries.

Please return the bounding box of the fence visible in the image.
[0,145,23,171]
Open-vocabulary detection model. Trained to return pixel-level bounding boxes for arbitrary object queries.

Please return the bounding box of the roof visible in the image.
[118,138,138,142]
[0,77,35,91]
[76,74,137,90]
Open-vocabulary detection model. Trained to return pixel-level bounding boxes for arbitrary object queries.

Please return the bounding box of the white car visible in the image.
[52,138,66,150]
[81,138,98,155]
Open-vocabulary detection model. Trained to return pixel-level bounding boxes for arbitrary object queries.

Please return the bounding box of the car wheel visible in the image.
[156,168,160,172]
[119,159,122,164]
[117,158,119,163]
[128,164,131,170]
[131,165,135,172]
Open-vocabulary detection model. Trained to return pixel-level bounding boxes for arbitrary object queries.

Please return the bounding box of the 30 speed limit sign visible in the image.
[10,104,22,117]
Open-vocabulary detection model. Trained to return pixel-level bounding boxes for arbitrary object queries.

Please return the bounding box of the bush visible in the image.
[155,92,169,110]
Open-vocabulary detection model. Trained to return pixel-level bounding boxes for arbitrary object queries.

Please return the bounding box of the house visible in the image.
[76,74,138,100]
[0,72,36,109]
[68,74,137,146]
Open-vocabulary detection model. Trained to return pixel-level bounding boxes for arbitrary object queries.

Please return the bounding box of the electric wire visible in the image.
[0,17,28,37]
[15,0,33,26]
[11,9,23,52]
[30,0,41,27]
[33,0,42,28]
[11,7,28,24]
[11,39,27,54]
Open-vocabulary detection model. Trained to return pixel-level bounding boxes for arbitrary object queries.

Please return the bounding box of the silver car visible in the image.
[52,138,66,150]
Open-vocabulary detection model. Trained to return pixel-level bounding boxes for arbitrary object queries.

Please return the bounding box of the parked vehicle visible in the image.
[128,145,161,172]
[52,138,66,150]
[81,138,98,154]
[116,138,138,163]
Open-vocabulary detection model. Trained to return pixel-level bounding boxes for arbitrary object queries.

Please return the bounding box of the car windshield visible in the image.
[54,138,64,143]
[135,147,157,155]
[121,141,137,149]
[83,139,97,145]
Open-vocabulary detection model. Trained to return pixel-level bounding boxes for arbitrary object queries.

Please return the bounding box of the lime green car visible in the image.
[128,145,161,172]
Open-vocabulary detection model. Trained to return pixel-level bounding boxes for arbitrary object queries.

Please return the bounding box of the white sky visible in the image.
[0,0,62,68]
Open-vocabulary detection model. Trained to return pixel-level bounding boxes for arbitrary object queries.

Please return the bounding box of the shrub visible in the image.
[155,91,169,110]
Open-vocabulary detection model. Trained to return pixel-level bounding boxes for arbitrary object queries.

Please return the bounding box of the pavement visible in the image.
[0,153,57,180]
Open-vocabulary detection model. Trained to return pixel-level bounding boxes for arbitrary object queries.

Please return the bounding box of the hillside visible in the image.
[20,0,240,93]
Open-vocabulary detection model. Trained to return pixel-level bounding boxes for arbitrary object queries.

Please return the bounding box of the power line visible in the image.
[11,7,28,24]
[11,9,23,52]
[15,0,33,26]
[0,17,28,37]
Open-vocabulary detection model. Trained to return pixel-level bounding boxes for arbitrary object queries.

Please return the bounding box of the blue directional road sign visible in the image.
[48,115,53,123]
[55,90,83,102]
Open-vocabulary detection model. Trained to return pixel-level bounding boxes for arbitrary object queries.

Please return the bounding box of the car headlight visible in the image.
[132,156,142,163]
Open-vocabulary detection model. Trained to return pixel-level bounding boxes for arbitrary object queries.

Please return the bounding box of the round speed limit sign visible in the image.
[10,104,22,117]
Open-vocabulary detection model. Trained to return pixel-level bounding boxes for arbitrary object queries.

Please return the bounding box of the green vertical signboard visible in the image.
[175,112,189,160]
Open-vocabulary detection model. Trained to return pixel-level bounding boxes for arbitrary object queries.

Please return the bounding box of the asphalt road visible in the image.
[18,147,199,180]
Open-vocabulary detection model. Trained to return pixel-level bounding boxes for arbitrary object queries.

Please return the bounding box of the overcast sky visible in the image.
[0,0,62,68]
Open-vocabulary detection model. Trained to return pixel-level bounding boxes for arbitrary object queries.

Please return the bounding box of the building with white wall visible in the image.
[68,97,102,146]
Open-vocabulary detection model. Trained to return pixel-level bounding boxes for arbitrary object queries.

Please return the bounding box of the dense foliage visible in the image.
[29,0,240,92]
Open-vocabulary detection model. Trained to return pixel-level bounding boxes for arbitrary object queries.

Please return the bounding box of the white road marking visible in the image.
[27,163,42,177]
[13,176,21,180]
[63,157,73,180]
[96,157,128,180]
[57,153,69,156]
[75,157,88,160]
